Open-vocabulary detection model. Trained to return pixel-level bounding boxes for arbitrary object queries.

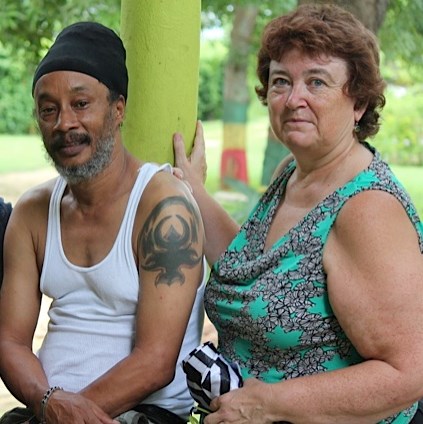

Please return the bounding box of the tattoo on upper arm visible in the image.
[139,196,202,286]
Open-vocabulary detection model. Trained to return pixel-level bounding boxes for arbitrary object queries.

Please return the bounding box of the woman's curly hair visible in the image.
[255,4,386,141]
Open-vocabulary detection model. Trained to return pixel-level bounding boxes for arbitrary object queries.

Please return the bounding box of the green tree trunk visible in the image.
[120,0,201,164]
[261,127,290,186]
[220,4,258,186]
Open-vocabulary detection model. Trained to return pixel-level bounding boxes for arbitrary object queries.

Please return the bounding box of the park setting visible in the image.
[1,0,423,215]
[1,0,423,422]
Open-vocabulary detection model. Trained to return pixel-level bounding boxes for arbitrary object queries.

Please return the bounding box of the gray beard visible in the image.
[50,134,114,184]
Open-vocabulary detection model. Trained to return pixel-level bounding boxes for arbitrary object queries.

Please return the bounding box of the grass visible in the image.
[391,165,423,209]
[0,134,49,173]
[1,117,423,218]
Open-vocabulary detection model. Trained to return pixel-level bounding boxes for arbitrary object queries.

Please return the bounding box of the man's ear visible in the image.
[115,95,126,124]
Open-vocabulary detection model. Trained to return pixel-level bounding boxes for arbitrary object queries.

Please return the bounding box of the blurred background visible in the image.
[1,0,423,414]
[1,0,423,217]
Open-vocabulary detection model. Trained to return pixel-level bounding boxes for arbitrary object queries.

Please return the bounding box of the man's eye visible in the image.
[39,107,56,116]
[75,101,89,108]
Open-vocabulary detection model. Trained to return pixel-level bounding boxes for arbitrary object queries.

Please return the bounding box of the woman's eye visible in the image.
[311,79,325,87]
[273,77,289,87]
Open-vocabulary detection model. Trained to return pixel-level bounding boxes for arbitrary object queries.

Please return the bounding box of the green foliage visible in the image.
[201,0,297,80]
[0,0,121,67]
[0,0,121,136]
[198,40,226,121]
[0,45,34,134]
[375,85,423,165]
[379,0,423,80]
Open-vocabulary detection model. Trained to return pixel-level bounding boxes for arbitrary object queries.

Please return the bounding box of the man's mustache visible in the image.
[50,132,91,153]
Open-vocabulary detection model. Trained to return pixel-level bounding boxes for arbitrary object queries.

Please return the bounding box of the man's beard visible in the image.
[43,114,115,185]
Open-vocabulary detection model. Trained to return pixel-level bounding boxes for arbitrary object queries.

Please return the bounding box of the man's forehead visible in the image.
[34,71,107,97]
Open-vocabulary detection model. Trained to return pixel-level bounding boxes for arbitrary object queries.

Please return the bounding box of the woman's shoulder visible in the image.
[270,153,295,183]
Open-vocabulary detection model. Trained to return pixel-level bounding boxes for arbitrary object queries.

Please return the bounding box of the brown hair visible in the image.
[255,4,386,141]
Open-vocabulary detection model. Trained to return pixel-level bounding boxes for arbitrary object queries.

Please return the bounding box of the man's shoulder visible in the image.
[13,177,58,217]
[136,166,202,225]
[145,166,192,199]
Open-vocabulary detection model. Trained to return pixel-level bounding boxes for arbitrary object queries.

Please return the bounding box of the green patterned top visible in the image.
[205,144,422,423]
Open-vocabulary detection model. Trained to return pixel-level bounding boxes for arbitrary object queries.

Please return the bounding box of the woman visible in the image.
[174,4,423,424]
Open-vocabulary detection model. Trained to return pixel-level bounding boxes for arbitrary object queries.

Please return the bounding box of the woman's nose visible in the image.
[285,84,307,110]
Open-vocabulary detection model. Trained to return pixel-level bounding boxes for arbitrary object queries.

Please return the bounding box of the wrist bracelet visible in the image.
[40,386,63,424]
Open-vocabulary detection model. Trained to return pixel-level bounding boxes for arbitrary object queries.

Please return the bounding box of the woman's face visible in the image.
[267,49,365,156]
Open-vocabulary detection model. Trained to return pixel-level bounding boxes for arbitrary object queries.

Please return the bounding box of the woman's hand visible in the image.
[204,378,275,424]
[173,120,207,186]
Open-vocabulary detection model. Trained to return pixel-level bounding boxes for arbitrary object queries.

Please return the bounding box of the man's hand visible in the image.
[44,390,119,424]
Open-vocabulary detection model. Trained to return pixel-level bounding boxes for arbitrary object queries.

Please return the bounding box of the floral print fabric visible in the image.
[204,144,422,423]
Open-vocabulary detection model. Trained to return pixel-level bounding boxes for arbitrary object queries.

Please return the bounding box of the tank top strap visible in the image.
[119,162,172,248]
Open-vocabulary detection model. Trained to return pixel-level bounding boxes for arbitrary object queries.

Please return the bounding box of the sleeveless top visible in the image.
[205,144,422,423]
[38,163,205,418]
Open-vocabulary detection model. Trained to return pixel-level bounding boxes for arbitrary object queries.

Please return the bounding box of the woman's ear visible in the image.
[354,100,368,123]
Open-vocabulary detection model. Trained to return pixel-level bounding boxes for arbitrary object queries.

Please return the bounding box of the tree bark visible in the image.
[120,0,200,164]
[220,4,259,186]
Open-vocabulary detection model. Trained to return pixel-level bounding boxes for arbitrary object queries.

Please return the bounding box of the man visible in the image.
[0,22,205,424]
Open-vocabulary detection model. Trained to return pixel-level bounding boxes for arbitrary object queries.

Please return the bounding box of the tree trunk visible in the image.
[220,4,259,186]
[120,0,200,164]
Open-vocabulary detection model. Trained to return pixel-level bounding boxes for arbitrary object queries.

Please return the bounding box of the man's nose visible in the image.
[53,107,79,132]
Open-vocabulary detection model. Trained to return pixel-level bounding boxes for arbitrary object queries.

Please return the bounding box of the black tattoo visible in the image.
[140,196,202,286]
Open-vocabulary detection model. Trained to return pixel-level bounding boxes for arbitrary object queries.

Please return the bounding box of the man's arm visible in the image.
[0,187,117,424]
[0,190,49,415]
[79,171,205,417]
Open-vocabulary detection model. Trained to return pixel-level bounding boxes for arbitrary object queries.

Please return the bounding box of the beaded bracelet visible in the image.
[40,386,63,424]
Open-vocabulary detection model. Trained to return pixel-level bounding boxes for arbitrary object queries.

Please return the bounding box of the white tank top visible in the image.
[38,163,205,417]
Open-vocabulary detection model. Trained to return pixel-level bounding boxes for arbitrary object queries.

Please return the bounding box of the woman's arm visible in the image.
[173,121,240,265]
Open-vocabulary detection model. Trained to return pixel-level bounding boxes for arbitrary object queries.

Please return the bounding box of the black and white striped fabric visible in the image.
[182,341,243,410]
